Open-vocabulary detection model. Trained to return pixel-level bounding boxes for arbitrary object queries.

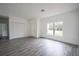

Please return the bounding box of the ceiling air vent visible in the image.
[41,9,45,12]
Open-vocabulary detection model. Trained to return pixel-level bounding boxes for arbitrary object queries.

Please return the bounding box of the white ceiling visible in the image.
[0,3,79,19]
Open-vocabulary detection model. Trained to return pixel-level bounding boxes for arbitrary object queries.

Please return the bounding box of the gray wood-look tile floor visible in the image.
[0,37,78,56]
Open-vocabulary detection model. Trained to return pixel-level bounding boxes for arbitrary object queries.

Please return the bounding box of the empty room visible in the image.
[0,3,79,56]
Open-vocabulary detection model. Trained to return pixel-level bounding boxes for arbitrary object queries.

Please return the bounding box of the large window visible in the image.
[47,21,63,37]
[47,23,53,35]
[54,22,63,37]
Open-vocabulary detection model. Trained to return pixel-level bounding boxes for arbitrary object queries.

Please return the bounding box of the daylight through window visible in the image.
[47,21,63,37]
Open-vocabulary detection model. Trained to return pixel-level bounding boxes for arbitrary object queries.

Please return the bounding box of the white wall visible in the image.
[28,18,36,37]
[36,19,40,38]
[9,16,29,39]
[40,9,79,45]
[28,18,40,38]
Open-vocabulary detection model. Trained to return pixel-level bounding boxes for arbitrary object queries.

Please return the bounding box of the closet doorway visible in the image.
[0,16,9,40]
[0,23,9,39]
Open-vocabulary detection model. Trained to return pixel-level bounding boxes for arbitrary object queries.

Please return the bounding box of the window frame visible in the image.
[47,21,63,37]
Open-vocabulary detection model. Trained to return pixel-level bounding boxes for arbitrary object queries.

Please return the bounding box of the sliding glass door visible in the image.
[47,21,63,37]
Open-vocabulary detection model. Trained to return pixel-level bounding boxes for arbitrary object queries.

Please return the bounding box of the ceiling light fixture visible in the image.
[41,9,45,12]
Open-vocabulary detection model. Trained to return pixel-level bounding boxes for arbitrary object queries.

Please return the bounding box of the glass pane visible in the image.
[54,22,63,37]
[47,23,53,35]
